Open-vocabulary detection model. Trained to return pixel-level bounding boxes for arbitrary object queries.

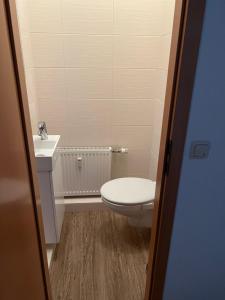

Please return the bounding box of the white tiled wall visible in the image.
[16,0,175,179]
[16,0,39,133]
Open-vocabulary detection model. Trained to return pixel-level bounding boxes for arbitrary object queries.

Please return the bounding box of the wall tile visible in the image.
[25,67,38,104]
[111,125,153,178]
[111,125,152,152]
[63,35,113,68]
[28,102,39,133]
[111,153,129,179]
[87,68,113,98]
[63,35,88,68]
[65,68,88,99]
[15,0,30,33]
[149,99,165,179]
[66,68,113,99]
[16,0,39,133]
[34,68,67,99]
[113,69,167,99]
[126,148,153,178]
[160,35,172,70]
[114,35,171,69]
[62,0,113,34]
[39,99,67,128]
[87,36,113,67]
[114,0,174,35]
[20,33,33,67]
[27,0,61,33]
[111,100,154,126]
[65,100,112,127]
[61,125,113,147]
[30,34,64,67]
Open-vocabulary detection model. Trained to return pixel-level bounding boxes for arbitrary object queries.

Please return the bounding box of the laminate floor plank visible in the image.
[50,211,150,300]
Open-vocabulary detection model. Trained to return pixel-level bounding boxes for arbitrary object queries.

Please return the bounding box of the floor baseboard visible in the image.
[64,197,108,212]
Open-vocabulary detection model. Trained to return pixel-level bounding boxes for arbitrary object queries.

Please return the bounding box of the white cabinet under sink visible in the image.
[34,135,65,244]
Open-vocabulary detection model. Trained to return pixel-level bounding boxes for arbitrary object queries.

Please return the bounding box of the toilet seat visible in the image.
[100,177,156,206]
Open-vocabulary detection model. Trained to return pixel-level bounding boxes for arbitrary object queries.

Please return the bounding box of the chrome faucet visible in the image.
[38,121,48,140]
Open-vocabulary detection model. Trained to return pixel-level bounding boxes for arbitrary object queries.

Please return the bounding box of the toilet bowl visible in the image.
[100,177,156,228]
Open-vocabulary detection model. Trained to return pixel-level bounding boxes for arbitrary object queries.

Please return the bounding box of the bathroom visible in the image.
[15,0,175,299]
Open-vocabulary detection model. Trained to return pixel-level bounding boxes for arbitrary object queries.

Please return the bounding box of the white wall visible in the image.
[15,0,39,134]
[16,0,175,179]
[163,1,225,299]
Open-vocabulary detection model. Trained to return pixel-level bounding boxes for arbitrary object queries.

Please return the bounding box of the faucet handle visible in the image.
[38,121,47,131]
[37,121,48,140]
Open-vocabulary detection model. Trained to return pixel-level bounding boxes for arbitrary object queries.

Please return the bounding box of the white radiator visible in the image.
[58,147,112,197]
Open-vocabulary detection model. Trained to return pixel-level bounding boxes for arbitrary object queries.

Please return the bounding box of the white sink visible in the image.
[33,134,65,244]
[33,135,60,157]
[33,135,60,171]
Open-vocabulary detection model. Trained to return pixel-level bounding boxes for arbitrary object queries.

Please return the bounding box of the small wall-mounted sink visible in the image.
[33,135,60,171]
[33,135,60,157]
[33,134,64,244]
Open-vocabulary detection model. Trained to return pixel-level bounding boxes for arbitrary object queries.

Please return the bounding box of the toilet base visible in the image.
[101,196,154,228]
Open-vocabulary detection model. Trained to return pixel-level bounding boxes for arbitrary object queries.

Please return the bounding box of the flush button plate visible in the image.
[190,141,210,159]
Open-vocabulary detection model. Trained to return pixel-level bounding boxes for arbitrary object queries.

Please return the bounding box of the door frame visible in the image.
[4,0,206,299]
[145,0,206,299]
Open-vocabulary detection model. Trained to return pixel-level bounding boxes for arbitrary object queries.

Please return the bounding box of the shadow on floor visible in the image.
[97,213,151,253]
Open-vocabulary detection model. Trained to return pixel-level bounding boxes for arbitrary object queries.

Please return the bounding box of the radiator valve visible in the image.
[112,147,128,154]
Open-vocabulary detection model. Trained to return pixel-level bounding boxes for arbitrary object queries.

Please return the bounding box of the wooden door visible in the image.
[0,2,51,299]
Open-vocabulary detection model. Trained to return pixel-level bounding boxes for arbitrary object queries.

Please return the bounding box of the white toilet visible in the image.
[100,177,156,228]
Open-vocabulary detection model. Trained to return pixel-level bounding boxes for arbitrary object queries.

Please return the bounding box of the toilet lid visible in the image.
[101,177,156,206]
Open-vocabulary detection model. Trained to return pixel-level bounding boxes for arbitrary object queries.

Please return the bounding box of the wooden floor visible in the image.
[50,211,150,300]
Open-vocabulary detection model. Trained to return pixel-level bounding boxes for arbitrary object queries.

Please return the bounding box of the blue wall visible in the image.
[163,1,225,299]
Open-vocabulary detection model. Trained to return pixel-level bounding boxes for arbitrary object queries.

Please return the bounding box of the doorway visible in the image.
[1,0,206,298]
